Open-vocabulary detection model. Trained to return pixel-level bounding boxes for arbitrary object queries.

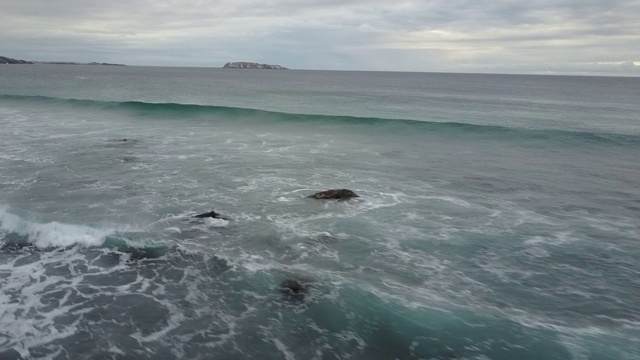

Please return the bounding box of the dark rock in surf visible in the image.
[107,138,138,143]
[122,156,138,162]
[194,210,228,220]
[308,189,359,200]
[280,279,308,298]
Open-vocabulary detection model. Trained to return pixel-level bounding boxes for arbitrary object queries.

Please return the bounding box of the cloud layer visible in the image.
[1,0,639,74]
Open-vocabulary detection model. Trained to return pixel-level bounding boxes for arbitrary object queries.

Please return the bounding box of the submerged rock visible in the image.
[0,348,22,360]
[308,189,359,200]
[107,138,138,144]
[0,232,33,252]
[127,246,170,261]
[280,279,308,298]
[122,156,138,162]
[194,210,228,220]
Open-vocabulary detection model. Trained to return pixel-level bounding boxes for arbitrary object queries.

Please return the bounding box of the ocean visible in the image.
[0,65,639,359]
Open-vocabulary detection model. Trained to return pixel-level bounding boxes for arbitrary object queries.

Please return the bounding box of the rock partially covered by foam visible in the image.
[280,279,308,298]
[194,210,228,220]
[308,189,359,200]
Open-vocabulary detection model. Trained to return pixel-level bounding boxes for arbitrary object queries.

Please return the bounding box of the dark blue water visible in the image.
[1,65,639,359]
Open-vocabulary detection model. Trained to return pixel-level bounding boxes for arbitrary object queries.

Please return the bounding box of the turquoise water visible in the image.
[1,65,639,359]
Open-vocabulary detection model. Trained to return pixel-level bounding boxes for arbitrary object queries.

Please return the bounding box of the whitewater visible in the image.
[0,65,639,359]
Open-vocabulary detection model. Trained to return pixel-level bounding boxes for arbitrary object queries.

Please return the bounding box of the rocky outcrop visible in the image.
[0,56,32,64]
[308,189,359,200]
[194,210,228,220]
[223,62,288,70]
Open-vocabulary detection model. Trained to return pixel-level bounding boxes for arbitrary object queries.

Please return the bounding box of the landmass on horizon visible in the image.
[1,55,125,66]
[35,61,126,66]
[0,56,33,64]
[223,62,288,70]
[3,56,288,70]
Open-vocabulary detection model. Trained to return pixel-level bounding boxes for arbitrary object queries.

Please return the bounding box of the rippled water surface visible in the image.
[1,66,639,359]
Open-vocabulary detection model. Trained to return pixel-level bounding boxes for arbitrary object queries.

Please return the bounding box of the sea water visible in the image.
[1,65,639,359]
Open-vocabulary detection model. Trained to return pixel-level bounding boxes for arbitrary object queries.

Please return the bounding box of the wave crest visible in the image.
[0,207,170,258]
[0,208,112,248]
[1,93,639,145]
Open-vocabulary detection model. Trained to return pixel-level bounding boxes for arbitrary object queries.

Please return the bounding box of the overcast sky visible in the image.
[1,0,639,75]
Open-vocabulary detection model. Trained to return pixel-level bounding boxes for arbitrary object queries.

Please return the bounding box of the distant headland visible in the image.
[33,61,126,66]
[223,62,288,70]
[1,55,125,66]
[0,56,33,64]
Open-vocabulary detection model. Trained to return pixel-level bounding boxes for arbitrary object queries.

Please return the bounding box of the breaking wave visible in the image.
[0,207,171,258]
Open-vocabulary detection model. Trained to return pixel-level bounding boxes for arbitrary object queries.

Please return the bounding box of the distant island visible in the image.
[223,62,288,70]
[1,55,125,66]
[0,56,33,64]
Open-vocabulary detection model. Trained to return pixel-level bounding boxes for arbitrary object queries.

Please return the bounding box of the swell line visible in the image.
[1,93,639,145]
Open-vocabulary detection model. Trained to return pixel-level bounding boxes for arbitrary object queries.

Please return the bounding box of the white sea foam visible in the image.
[162,226,182,233]
[272,338,296,360]
[423,195,474,208]
[0,248,95,357]
[511,312,613,337]
[203,217,230,227]
[236,253,282,273]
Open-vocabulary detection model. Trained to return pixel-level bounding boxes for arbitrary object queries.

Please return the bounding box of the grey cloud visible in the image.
[0,0,638,75]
